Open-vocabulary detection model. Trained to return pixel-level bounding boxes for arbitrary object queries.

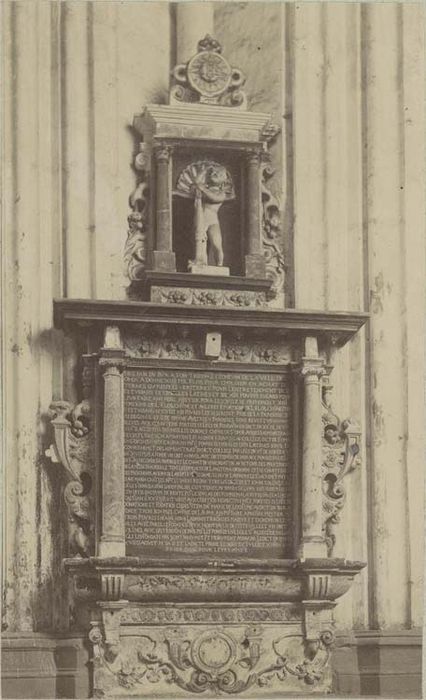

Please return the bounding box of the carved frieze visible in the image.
[150,285,268,308]
[89,619,333,697]
[119,605,301,625]
[321,375,361,556]
[122,328,292,364]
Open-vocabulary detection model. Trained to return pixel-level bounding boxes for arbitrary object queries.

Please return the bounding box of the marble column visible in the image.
[152,144,176,272]
[176,3,214,64]
[298,337,327,559]
[98,327,125,558]
[245,150,266,278]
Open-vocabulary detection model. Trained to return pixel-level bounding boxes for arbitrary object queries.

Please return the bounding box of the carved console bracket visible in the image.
[321,373,361,556]
[46,396,94,556]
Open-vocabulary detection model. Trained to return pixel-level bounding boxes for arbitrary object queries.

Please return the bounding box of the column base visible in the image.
[151,250,176,272]
[298,537,328,559]
[245,253,266,278]
[98,539,125,558]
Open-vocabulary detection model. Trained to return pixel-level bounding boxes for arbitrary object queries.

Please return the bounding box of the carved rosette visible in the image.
[262,164,285,300]
[45,399,94,557]
[125,143,150,281]
[89,618,333,697]
[321,377,361,556]
[171,35,247,108]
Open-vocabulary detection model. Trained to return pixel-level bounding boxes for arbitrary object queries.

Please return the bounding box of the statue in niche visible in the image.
[175,161,235,270]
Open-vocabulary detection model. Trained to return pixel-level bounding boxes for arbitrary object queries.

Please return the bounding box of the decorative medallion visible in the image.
[191,630,237,673]
[171,35,246,108]
[188,51,232,99]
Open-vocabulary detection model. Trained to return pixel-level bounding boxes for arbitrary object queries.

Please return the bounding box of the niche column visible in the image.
[245,149,266,278]
[152,144,176,272]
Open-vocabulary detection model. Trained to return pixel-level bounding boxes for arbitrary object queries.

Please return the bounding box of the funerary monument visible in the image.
[46,36,367,697]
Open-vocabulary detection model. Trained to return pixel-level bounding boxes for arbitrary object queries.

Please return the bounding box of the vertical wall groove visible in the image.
[396,2,411,629]
[360,1,376,631]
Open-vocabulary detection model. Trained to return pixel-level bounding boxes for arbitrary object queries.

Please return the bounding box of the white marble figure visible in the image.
[175,161,235,269]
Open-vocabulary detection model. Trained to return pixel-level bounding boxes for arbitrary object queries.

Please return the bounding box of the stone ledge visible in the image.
[332,629,423,698]
[1,634,90,700]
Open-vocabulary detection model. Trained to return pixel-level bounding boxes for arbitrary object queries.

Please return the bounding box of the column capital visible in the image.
[297,357,326,380]
[246,149,262,165]
[154,143,173,162]
[99,356,125,375]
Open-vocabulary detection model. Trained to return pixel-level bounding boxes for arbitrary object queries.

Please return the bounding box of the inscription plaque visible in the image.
[124,367,292,558]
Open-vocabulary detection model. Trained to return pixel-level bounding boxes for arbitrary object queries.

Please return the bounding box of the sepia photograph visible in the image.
[1,1,424,698]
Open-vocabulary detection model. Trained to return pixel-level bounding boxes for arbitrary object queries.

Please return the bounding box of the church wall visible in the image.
[1,1,424,696]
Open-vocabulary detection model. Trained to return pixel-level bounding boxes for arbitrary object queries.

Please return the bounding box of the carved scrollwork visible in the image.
[125,143,150,281]
[45,379,94,557]
[321,375,361,556]
[262,164,285,299]
[257,631,333,688]
[90,623,332,696]
[170,35,247,108]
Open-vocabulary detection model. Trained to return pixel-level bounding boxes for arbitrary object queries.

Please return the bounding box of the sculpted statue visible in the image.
[175,161,235,269]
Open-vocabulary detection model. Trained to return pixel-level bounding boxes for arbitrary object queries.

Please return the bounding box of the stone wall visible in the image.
[1,0,424,691]
[215,0,425,635]
[2,0,171,633]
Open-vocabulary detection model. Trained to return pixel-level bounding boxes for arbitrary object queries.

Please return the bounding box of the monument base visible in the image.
[126,271,273,306]
[189,264,230,276]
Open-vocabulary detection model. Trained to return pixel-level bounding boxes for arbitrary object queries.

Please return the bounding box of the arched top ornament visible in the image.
[171,35,247,108]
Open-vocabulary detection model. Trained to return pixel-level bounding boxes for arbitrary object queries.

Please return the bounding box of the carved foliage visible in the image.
[123,328,291,365]
[125,144,150,281]
[262,164,285,299]
[321,377,361,556]
[89,623,333,696]
[151,286,268,308]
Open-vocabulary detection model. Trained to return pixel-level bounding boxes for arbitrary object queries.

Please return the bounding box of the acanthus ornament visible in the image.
[125,143,150,281]
[262,164,285,299]
[321,375,361,556]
